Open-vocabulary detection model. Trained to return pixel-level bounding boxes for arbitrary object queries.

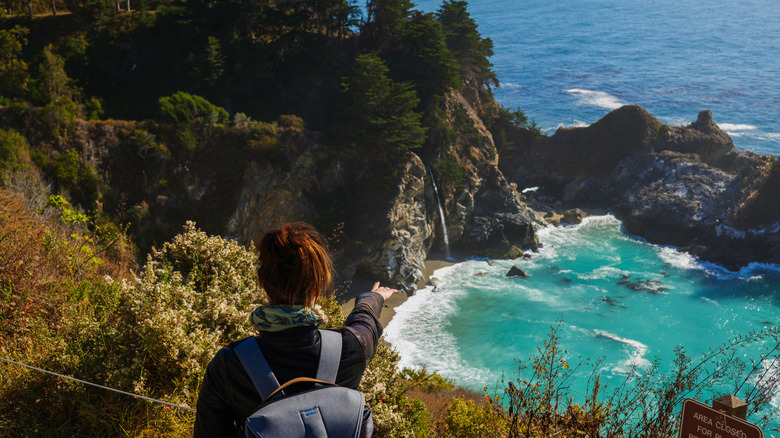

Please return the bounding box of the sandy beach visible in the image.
[339,257,456,327]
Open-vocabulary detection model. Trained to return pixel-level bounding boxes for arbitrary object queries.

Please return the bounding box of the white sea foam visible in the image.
[499,82,524,89]
[578,266,629,281]
[537,214,621,240]
[658,116,690,127]
[694,260,780,281]
[535,215,622,262]
[718,123,757,132]
[700,297,719,306]
[566,89,624,110]
[760,358,780,414]
[591,329,651,373]
[655,246,700,271]
[557,120,590,129]
[579,214,622,228]
[384,266,499,387]
[754,132,780,146]
[540,214,775,284]
[384,285,459,368]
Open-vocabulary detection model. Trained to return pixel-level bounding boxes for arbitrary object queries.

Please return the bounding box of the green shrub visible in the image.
[157,91,229,128]
[131,128,169,157]
[405,398,433,438]
[84,96,104,120]
[46,150,101,209]
[0,207,438,436]
[278,114,304,132]
[444,397,506,437]
[401,367,454,392]
[46,194,88,224]
[360,340,418,437]
[0,128,27,184]
[233,112,251,127]
[438,154,465,191]
[40,98,81,137]
[0,26,29,100]
[179,127,197,149]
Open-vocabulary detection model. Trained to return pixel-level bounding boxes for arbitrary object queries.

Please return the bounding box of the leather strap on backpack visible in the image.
[260,377,340,405]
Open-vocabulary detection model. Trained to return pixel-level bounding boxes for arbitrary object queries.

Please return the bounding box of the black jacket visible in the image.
[193,292,386,437]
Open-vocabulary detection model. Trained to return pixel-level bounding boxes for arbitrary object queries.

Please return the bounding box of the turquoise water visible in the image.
[413,0,780,156]
[384,217,780,427]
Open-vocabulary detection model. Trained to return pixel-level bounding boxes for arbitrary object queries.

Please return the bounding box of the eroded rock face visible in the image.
[349,154,433,292]
[431,90,540,259]
[463,166,538,257]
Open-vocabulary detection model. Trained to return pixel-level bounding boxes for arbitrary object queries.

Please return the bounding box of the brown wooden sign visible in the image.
[678,399,763,438]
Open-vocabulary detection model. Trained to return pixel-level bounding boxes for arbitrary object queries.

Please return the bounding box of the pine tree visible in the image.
[362,0,415,50]
[338,53,426,157]
[436,0,497,88]
[390,11,459,104]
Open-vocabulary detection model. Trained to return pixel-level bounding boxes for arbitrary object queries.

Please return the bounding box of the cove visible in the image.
[385,216,780,428]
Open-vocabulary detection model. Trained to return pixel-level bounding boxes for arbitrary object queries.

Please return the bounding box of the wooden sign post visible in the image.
[678,399,763,438]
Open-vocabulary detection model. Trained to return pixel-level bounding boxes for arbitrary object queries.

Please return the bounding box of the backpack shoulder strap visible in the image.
[316,329,342,383]
[233,337,280,400]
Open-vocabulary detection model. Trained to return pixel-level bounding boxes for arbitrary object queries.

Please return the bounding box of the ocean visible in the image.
[384,0,780,430]
[414,0,780,156]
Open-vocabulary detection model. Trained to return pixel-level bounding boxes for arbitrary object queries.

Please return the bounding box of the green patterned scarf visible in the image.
[250,304,327,332]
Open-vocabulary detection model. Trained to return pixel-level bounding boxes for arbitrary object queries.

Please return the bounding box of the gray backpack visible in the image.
[233,329,372,438]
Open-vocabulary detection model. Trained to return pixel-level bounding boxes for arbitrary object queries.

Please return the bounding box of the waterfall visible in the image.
[426,165,452,260]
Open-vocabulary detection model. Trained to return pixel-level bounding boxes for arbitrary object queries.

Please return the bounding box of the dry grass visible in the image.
[408,385,486,428]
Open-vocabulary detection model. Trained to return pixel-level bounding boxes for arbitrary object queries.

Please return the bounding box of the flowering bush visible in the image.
[111,221,264,397]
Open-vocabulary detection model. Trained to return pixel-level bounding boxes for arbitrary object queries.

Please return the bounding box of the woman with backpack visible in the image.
[194,222,397,437]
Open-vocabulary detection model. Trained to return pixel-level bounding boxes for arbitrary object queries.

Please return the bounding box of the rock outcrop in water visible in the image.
[502,105,780,269]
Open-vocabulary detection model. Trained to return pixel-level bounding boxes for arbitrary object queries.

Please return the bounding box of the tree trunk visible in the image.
[27,0,32,18]
[115,0,120,13]
[126,0,130,11]
[51,0,56,15]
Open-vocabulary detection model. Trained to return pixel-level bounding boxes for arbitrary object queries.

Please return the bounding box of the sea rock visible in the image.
[463,168,538,257]
[658,110,735,165]
[506,266,527,277]
[562,208,585,224]
[500,104,780,269]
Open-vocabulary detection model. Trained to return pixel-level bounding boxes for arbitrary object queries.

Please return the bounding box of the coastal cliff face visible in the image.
[428,89,540,259]
[8,87,538,293]
[17,94,775,286]
[502,105,780,269]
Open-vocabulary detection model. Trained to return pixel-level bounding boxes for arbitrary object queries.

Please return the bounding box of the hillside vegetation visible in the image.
[1,1,779,437]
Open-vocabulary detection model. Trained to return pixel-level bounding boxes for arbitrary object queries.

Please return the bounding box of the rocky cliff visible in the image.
[501,105,780,270]
[223,87,541,292]
[3,87,540,293]
[14,95,772,288]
